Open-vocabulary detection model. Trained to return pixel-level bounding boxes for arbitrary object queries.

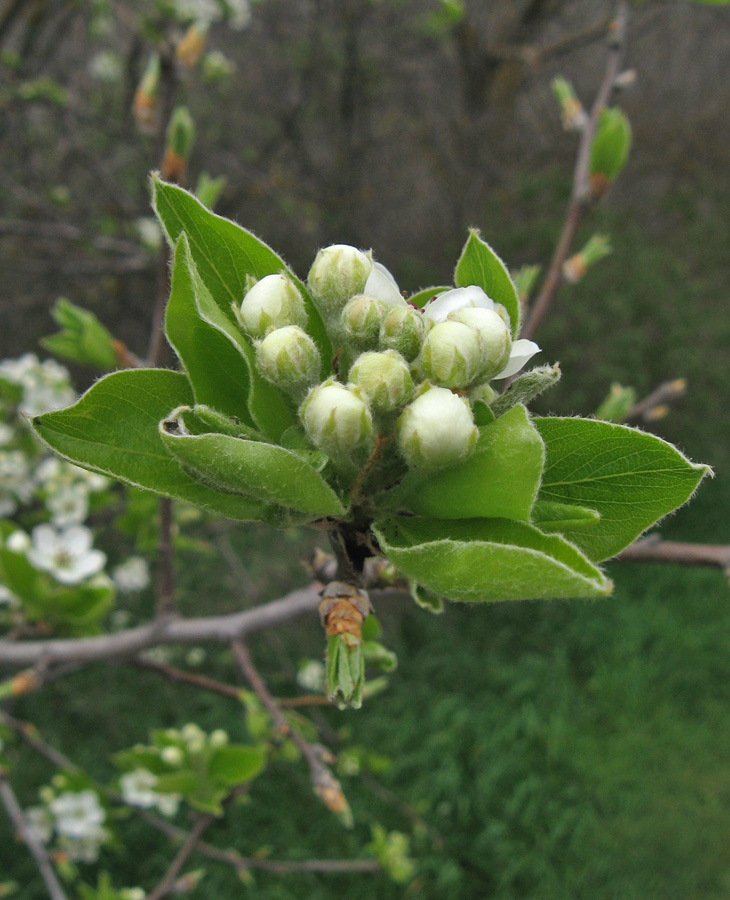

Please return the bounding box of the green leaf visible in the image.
[454,229,521,337]
[534,417,711,561]
[166,235,257,427]
[407,286,450,309]
[208,745,266,787]
[154,770,200,796]
[391,405,543,521]
[31,369,267,521]
[152,176,331,368]
[373,516,612,602]
[531,500,601,533]
[159,427,347,518]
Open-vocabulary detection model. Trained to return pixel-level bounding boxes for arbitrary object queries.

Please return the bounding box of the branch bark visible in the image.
[521,1,629,342]
[616,539,730,575]
[0,775,68,900]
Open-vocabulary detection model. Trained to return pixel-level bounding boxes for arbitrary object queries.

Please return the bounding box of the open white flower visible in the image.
[46,482,89,527]
[27,524,106,585]
[112,557,150,593]
[25,806,53,844]
[120,768,159,809]
[50,790,105,841]
[421,286,540,380]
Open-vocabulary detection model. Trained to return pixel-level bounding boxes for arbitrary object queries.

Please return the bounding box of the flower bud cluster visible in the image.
[231,245,541,476]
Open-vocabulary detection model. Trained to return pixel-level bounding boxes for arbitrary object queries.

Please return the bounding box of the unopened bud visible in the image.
[348,350,414,413]
[256,326,320,395]
[341,295,386,350]
[589,107,632,199]
[176,21,208,71]
[448,307,511,380]
[238,273,307,338]
[396,385,477,469]
[551,76,588,131]
[419,321,482,389]
[307,245,372,316]
[379,305,425,361]
[300,380,373,459]
[161,746,184,766]
[133,54,160,134]
[513,265,541,304]
[467,382,497,406]
[594,382,637,423]
[562,234,612,283]
[162,106,195,182]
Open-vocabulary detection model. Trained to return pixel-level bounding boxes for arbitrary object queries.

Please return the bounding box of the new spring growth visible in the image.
[132,54,160,133]
[40,299,119,371]
[320,582,372,710]
[595,382,637,423]
[379,304,425,361]
[448,307,511,380]
[176,21,208,71]
[341,295,387,350]
[397,384,477,469]
[237,273,307,338]
[162,106,196,183]
[419,320,483,389]
[589,108,632,199]
[256,326,321,396]
[308,244,372,316]
[300,380,373,460]
[513,265,541,305]
[551,76,588,131]
[348,350,414,413]
[562,234,612,283]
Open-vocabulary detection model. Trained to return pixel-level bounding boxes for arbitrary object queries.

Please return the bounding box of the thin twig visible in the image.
[154,498,176,618]
[624,378,687,422]
[0,776,68,900]
[616,540,730,576]
[147,813,215,900]
[521,2,629,341]
[231,640,351,822]
[133,656,242,700]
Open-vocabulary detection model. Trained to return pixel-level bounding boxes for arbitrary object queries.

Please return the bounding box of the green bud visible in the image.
[308,244,373,316]
[348,350,414,413]
[256,326,321,395]
[594,381,637,423]
[419,320,482,389]
[238,274,307,338]
[467,382,497,406]
[166,105,195,162]
[396,385,477,469]
[379,305,425,362]
[589,107,632,198]
[341,295,386,351]
[448,307,511,380]
[40,298,118,371]
[300,380,373,459]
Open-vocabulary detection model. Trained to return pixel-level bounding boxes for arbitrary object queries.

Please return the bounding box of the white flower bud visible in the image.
[256,326,321,395]
[300,380,373,459]
[238,274,307,338]
[341,295,386,350]
[348,350,414,413]
[448,307,511,380]
[396,385,477,469]
[6,530,30,553]
[419,320,483,389]
[307,245,372,315]
[379,305,425,362]
[209,729,229,748]
[161,746,184,767]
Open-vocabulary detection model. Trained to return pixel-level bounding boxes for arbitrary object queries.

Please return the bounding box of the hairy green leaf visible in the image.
[454,229,521,337]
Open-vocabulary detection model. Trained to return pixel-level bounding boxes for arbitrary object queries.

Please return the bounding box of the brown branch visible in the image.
[0,775,68,900]
[133,656,242,700]
[231,640,352,823]
[624,378,687,423]
[616,539,730,576]
[147,813,215,900]
[154,498,176,618]
[521,1,629,342]
[0,583,324,668]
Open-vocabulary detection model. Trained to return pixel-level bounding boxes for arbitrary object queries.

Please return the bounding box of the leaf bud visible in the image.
[162,106,195,183]
[379,305,425,362]
[307,245,372,316]
[176,21,208,72]
[418,320,483,389]
[448,307,511,380]
[133,54,160,134]
[238,273,307,338]
[340,295,386,351]
[396,385,477,469]
[348,350,414,413]
[256,326,321,396]
[589,107,632,199]
[300,380,373,459]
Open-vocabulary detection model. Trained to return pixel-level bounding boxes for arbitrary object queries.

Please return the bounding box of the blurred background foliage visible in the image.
[1,0,729,896]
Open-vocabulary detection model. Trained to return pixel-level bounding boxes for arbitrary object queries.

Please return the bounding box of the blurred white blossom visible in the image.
[297,660,326,693]
[25,806,54,844]
[0,353,75,417]
[120,768,181,817]
[112,557,150,593]
[46,482,90,527]
[27,524,106,585]
[88,50,123,82]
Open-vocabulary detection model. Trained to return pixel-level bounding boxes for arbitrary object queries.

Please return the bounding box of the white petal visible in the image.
[493,339,541,380]
[62,525,93,556]
[421,286,496,323]
[55,550,106,585]
[31,524,58,556]
[363,262,405,308]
